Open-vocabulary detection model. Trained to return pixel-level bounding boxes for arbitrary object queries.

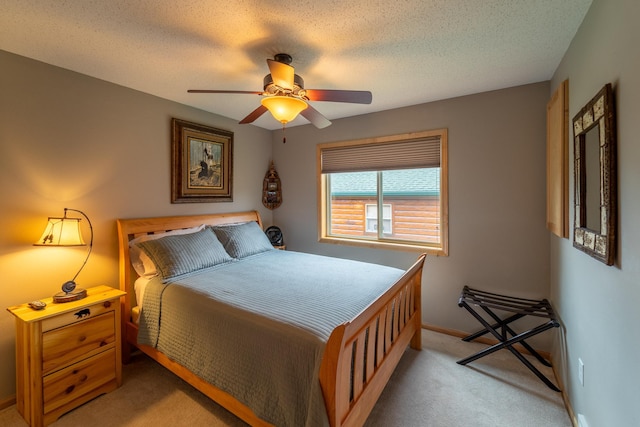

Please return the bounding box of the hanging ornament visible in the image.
[262,161,282,209]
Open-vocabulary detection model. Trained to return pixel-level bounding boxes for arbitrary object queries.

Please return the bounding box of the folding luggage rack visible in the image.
[457,285,561,391]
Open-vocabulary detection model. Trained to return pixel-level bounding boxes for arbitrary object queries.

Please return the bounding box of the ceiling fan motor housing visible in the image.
[263,74,305,95]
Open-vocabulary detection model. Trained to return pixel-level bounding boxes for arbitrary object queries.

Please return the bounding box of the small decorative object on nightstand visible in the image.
[7,285,125,427]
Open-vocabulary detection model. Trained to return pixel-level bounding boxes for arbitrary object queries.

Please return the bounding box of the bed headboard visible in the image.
[116,210,263,320]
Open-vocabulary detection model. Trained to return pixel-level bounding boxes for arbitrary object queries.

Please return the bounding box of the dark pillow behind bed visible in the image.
[211,221,275,259]
[136,228,233,280]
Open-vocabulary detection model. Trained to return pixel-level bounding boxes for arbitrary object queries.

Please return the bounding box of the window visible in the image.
[317,129,448,255]
[365,203,392,233]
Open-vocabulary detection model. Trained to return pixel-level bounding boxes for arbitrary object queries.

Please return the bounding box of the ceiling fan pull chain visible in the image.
[282,123,286,143]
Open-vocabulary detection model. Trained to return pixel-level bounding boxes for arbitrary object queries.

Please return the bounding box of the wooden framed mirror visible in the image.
[572,84,616,265]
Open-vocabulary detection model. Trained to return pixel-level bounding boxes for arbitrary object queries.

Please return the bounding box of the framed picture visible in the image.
[171,118,233,203]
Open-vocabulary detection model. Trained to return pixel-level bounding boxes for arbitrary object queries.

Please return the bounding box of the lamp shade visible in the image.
[261,96,308,124]
[34,217,86,246]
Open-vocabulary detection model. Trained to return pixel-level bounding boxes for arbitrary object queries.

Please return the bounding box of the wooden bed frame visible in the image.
[117,210,426,427]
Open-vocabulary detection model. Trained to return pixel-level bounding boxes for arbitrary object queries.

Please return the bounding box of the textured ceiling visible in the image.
[1,0,591,130]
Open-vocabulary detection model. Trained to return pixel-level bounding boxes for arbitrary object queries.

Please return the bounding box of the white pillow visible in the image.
[128,225,205,278]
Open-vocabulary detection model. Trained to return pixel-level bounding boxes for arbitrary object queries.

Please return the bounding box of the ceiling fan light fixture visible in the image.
[261,96,308,124]
[189,53,370,129]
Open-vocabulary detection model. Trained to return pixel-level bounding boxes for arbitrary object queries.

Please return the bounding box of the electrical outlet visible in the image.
[578,358,584,386]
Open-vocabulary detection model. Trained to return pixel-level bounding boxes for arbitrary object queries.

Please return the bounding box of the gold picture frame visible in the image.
[171,118,233,203]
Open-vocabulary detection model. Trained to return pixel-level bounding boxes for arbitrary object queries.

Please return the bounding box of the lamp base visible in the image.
[53,288,87,303]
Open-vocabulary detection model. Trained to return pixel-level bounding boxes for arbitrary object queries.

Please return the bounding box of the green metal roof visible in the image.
[329,169,440,197]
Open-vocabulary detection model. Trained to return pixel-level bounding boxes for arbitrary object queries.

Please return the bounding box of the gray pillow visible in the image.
[211,221,275,259]
[136,228,233,280]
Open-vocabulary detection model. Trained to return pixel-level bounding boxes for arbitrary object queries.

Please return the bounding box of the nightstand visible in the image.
[273,245,286,250]
[7,285,126,427]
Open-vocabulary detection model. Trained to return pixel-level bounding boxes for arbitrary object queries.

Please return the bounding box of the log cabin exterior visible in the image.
[327,169,441,244]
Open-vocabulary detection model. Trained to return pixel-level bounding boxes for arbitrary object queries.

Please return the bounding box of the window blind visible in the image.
[320,136,441,173]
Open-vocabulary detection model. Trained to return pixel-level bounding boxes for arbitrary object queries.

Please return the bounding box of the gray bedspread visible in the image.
[138,250,404,427]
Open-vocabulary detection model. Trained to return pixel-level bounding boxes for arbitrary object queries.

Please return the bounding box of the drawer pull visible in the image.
[78,335,86,342]
[104,301,111,308]
[66,385,75,394]
[74,308,91,319]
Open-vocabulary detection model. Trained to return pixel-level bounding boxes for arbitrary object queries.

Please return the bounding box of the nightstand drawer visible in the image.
[40,299,117,333]
[42,312,115,375]
[43,348,116,416]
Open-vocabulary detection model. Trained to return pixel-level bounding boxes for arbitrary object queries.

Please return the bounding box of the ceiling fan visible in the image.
[188,53,372,130]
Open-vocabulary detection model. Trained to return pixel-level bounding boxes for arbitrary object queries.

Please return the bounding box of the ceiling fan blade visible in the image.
[239,105,268,124]
[188,89,263,95]
[300,105,332,129]
[267,59,294,90]
[305,89,372,104]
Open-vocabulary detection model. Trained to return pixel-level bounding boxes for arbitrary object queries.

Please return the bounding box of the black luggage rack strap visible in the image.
[457,285,561,392]
[460,286,558,318]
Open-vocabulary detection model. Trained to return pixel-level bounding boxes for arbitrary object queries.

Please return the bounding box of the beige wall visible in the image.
[0,50,273,400]
[271,82,552,344]
[550,0,640,425]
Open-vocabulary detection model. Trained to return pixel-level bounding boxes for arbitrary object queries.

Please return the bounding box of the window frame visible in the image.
[317,129,448,256]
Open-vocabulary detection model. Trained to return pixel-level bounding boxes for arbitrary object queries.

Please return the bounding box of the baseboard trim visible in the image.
[0,395,16,411]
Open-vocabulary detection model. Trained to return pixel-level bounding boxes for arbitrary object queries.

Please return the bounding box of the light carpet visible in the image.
[0,329,571,426]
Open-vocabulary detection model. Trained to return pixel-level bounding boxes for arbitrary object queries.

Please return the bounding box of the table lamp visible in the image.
[34,208,93,303]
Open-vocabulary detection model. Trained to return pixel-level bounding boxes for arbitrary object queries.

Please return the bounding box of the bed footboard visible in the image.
[319,253,426,427]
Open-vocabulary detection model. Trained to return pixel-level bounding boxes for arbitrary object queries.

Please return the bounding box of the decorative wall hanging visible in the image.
[262,161,282,209]
[572,84,616,265]
[171,118,233,203]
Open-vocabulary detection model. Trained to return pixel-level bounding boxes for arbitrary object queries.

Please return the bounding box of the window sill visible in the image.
[319,236,447,256]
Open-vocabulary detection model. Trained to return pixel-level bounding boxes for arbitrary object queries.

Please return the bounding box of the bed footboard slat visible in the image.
[375,309,387,371]
[365,319,377,383]
[352,330,367,399]
[399,288,407,329]
[385,302,394,352]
